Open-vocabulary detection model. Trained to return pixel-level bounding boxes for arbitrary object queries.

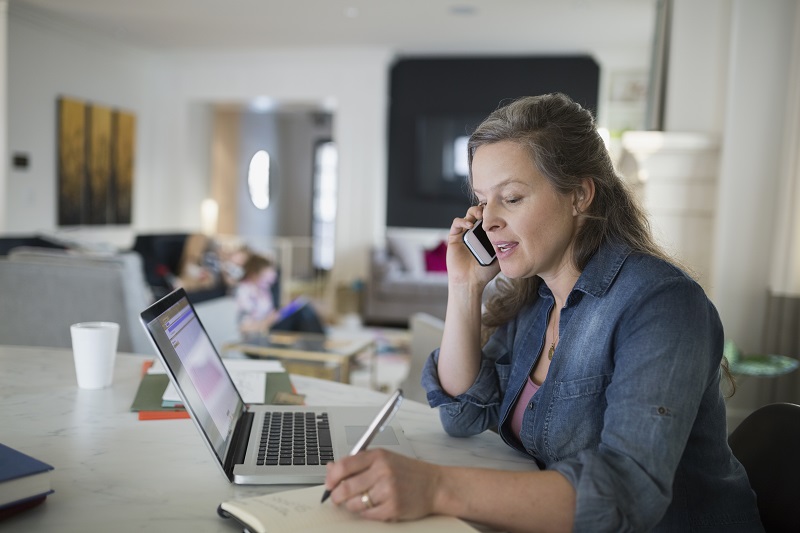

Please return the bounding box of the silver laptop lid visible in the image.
[140,288,244,473]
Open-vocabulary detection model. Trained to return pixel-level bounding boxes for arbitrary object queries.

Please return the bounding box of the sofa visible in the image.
[0,231,239,355]
[363,228,449,326]
[401,312,445,404]
[0,247,155,354]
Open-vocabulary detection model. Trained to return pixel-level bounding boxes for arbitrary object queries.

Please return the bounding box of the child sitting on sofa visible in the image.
[235,252,280,335]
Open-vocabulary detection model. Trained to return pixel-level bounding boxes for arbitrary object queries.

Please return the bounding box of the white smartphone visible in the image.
[462,220,497,266]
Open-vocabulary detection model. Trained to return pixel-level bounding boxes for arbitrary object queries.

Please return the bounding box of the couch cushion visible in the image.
[3,249,154,353]
[424,240,448,272]
[386,235,426,275]
[376,272,449,299]
[0,259,136,351]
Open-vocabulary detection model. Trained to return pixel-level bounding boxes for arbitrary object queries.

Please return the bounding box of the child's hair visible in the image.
[241,253,274,280]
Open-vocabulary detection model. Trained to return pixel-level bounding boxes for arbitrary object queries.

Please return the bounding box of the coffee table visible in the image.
[222,331,376,386]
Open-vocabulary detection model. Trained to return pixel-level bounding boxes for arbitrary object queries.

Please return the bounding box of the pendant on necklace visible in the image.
[548,343,555,360]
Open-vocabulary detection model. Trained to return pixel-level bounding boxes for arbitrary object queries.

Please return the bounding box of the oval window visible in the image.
[248,150,270,209]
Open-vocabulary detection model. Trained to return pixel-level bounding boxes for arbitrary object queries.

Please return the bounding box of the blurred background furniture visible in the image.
[131,232,229,303]
[724,341,799,404]
[0,247,153,353]
[727,402,800,533]
[193,296,239,353]
[0,234,67,255]
[223,332,375,386]
[762,290,800,406]
[363,229,449,326]
[400,312,445,404]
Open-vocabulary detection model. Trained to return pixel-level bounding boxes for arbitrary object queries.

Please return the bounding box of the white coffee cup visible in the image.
[70,322,120,389]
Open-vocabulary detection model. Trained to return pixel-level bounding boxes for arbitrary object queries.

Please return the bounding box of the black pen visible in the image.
[320,389,404,503]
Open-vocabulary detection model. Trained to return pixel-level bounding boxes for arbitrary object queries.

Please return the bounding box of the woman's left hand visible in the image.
[324,449,442,522]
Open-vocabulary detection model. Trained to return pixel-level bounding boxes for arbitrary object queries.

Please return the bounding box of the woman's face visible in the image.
[471,141,580,281]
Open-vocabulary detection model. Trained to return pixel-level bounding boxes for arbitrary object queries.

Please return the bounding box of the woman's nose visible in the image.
[481,208,501,232]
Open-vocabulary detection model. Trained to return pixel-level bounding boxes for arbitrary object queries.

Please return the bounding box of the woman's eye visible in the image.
[505,196,521,204]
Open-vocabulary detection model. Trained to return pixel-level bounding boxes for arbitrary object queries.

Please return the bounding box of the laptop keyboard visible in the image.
[257,411,335,466]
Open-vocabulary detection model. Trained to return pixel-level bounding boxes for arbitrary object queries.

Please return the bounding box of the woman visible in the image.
[324,93,762,532]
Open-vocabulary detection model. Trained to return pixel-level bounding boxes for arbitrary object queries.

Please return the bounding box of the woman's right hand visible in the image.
[446,205,500,290]
[437,206,500,397]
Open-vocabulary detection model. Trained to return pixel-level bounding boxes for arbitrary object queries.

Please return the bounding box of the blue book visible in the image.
[0,443,54,519]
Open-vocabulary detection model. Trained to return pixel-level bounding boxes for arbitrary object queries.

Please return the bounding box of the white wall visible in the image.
[166,48,392,285]
[0,1,7,233]
[2,4,652,285]
[5,4,391,281]
[5,6,164,246]
[665,0,731,133]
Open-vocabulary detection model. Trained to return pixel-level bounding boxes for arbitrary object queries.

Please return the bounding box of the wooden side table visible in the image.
[223,332,376,387]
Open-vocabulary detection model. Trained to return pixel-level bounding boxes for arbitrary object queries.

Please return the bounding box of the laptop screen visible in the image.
[142,292,244,463]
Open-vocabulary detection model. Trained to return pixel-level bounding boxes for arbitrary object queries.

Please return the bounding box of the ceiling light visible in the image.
[344,7,359,18]
[250,96,276,113]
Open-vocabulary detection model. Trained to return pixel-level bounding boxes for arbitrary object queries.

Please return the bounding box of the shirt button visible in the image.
[657,406,668,415]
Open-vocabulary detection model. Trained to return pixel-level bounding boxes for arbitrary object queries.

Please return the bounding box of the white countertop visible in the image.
[0,345,536,532]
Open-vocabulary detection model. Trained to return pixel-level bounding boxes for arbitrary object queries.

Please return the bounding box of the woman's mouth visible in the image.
[495,241,516,256]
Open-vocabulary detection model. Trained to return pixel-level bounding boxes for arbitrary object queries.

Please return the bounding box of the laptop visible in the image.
[139,288,415,485]
[270,296,326,335]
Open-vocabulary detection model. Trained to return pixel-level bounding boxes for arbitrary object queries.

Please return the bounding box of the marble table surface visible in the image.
[0,345,537,532]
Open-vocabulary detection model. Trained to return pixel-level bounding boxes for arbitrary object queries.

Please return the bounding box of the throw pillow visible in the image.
[386,235,426,275]
[424,240,448,272]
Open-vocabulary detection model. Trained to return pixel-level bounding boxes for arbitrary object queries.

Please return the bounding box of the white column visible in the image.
[619,131,719,292]
[663,0,731,133]
[711,0,796,352]
[769,4,800,297]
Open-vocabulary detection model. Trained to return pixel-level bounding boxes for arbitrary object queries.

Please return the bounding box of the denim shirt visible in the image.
[422,242,763,532]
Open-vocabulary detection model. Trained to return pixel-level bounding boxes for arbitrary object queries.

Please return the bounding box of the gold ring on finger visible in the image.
[361,491,374,510]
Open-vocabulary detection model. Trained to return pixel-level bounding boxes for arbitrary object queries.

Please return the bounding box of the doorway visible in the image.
[209,102,335,304]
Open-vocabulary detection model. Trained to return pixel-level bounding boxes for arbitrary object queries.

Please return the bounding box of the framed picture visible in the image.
[57,96,136,226]
[57,97,86,226]
[112,111,136,224]
[87,103,112,224]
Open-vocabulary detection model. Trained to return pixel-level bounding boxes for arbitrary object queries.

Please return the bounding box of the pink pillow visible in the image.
[424,241,448,272]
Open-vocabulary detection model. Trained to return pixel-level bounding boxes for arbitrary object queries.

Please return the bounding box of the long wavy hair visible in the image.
[468,93,734,392]
[468,93,668,326]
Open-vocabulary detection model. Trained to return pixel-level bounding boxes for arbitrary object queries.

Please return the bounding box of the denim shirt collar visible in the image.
[537,240,632,301]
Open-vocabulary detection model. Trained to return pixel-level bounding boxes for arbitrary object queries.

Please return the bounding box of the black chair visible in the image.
[728,402,800,532]
[131,233,189,298]
[0,236,66,256]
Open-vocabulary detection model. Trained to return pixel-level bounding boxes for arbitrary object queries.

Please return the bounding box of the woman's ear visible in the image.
[572,178,595,216]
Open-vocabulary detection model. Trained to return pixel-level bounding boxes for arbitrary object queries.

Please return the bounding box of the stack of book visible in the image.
[130,359,299,420]
[0,443,54,520]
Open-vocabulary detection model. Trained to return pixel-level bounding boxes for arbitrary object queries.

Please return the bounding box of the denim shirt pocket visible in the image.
[494,352,513,390]
[542,374,611,461]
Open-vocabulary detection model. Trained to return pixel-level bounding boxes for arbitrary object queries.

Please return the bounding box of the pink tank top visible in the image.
[509,376,540,440]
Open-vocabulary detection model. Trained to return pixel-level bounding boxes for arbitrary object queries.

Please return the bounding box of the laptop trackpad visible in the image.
[344,426,400,446]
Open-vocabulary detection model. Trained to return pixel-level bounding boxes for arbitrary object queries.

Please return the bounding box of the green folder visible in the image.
[130,374,184,413]
[131,371,297,413]
[263,371,296,404]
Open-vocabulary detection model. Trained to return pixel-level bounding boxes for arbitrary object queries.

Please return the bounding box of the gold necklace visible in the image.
[548,312,559,360]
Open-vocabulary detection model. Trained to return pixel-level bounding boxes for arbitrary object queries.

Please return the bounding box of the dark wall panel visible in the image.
[387,56,599,229]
